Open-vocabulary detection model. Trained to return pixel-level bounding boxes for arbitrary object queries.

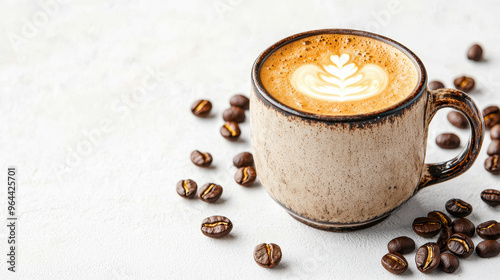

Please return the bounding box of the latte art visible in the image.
[290,54,389,101]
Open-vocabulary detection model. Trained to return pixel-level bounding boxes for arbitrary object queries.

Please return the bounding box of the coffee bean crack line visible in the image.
[224,124,238,136]
[195,100,208,112]
[422,245,434,270]
[243,168,249,181]
[182,180,190,195]
[202,221,229,228]
[450,238,470,252]
[202,184,215,197]
[386,254,407,267]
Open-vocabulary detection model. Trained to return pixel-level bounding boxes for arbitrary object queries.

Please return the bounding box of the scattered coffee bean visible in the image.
[381,252,408,275]
[201,216,233,238]
[254,243,282,268]
[467,44,483,61]
[230,94,250,110]
[487,139,500,156]
[476,240,500,258]
[491,124,500,139]
[439,252,460,273]
[483,106,500,129]
[234,166,257,186]
[233,152,254,168]
[415,242,441,274]
[454,76,475,92]
[451,218,475,238]
[387,236,415,254]
[485,155,500,174]
[191,99,212,117]
[223,106,245,123]
[412,217,442,238]
[437,226,453,252]
[428,80,445,90]
[447,233,474,258]
[481,189,500,206]
[447,111,468,129]
[220,121,241,141]
[176,179,197,198]
[476,220,500,240]
[445,198,473,218]
[436,133,460,149]
[198,183,223,203]
[190,150,213,167]
[428,210,452,227]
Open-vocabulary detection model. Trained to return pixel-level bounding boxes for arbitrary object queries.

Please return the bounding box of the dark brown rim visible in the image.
[251,29,427,122]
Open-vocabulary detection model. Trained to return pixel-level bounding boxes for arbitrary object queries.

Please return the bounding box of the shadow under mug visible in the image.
[250,29,484,232]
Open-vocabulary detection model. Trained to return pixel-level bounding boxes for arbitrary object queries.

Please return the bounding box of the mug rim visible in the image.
[251,29,428,122]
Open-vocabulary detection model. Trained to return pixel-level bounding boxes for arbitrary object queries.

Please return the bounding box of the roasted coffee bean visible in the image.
[190,150,213,167]
[176,179,197,198]
[445,198,473,218]
[233,152,254,168]
[201,216,232,238]
[254,243,282,268]
[234,166,257,186]
[454,76,475,92]
[451,218,475,238]
[447,233,474,258]
[491,124,500,139]
[428,210,452,227]
[428,80,445,90]
[476,240,500,258]
[485,155,500,174]
[487,139,500,156]
[447,111,468,129]
[436,133,460,149]
[191,99,212,117]
[477,220,500,240]
[230,94,250,110]
[438,252,460,273]
[481,189,500,206]
[437,226,453,252]
[467,44,483,61]
[223,106,245,123]
[483,106,500,129]
[220,121,241,141]
[412,217,442,238]
[387,236,415,254]
[415,242,441,274]
[381,252,408,275]
[198,183,223,203]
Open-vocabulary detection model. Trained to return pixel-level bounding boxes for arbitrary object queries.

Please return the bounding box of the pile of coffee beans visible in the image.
[381,189,500,275]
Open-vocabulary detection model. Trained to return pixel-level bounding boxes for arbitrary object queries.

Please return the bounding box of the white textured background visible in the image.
[1,0,499,279]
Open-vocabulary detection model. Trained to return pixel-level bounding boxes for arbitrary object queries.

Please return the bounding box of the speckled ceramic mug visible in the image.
[250,29,484,231]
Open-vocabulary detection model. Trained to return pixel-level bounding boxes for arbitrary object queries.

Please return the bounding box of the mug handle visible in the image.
[417,88,484,191]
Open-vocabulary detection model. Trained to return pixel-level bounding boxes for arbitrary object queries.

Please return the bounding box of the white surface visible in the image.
[1,0,500,279]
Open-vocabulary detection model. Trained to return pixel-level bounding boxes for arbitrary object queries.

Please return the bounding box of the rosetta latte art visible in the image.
[290,54,389,102]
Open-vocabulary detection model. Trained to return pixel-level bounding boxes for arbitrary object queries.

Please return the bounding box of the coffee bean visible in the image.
[198,183,223,203]
[451,218,475,238]
[387,236,415,254]
[485,155,500,174]
[201,216,232,238]
[190,150,213,167]
[447,111,468,129]
[436,133,460,149]
[438,252,460,273]
[483,106,500,129]
[491,124,500,139]
[381,252,408,275]
[447,233,474,258]
[428,80,445,90]
[412,217,442,238]
[234,166,257,186]
[233,152,254,168]
[467,44,483,61]
[428,210,452,227]
[223,106,245,123]
[477,220,500,240]
[481,189,500,206]
[454,76,475,92]
[476,240,500,258]
[445,198,473,218]
[254,243,282,268]
[220,121,241,141]
[191,99,212,117]
[176,179,197,198]
[437,226,453,252]
[487,139,500,156]
[230,94,250,110]
[415,242,441,274]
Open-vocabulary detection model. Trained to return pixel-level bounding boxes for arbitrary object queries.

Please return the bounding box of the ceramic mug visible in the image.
[250,29,484,231]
